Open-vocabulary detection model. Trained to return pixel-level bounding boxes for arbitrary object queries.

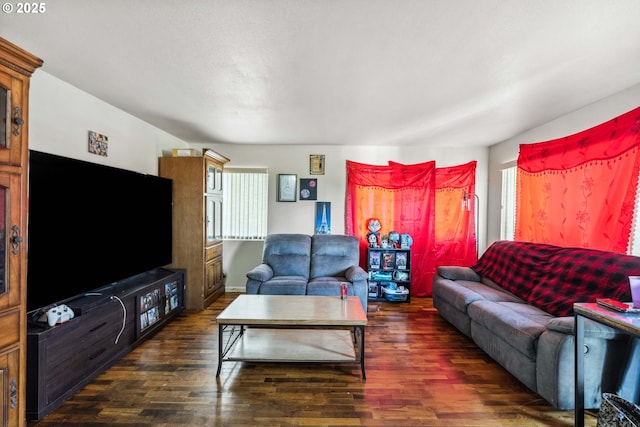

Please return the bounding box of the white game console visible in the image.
[39,304,75,326]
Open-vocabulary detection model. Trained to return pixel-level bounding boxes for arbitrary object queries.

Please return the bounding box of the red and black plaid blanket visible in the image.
[471,241,639,317]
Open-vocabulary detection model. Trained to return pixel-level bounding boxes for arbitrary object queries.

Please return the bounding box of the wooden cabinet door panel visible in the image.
[205,257,223,298]
[0,71,24,166]
[0,173,22,310]
[0,348,19,427]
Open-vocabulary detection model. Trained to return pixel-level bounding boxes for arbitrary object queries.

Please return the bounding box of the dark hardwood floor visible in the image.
[27,293,596,426]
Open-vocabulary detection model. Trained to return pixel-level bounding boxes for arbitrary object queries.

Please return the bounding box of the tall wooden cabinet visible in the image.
[159,150,230,310]
[0,38,42,426]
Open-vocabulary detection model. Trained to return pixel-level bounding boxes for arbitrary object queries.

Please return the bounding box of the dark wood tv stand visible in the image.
[26,268,186,420]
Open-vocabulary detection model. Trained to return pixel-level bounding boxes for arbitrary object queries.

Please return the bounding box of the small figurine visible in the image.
[367,232,379,248]
[388,230,400,248]
[400,233,413,249]
[366,218,381,248]
[380,234,389,248]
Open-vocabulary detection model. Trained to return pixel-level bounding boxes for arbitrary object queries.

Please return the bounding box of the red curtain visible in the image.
[516,106,640,253]
[435,161,478,267]
[345,160,436,296]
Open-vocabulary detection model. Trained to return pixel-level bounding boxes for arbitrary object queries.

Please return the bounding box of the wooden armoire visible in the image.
[0,38,42,426]
[159,149,230,310]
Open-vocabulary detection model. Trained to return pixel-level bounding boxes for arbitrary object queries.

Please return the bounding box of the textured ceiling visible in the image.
[1,0,640,147]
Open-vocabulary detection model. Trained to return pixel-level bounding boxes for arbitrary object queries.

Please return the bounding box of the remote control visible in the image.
[596,298,632,313]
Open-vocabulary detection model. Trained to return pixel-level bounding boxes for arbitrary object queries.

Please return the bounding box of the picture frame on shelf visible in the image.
[382,252,395,270]
[277,174,297,202]
[395,252,407,269]
[369,251,381,269]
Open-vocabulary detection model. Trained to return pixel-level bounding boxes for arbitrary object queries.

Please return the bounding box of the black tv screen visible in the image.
[26,150,173,312]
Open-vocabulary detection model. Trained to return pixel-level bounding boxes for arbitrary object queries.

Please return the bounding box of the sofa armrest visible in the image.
[246,264,274,282]
[546,316,626,339]
[344,265,368,282]
[437,266,481,282]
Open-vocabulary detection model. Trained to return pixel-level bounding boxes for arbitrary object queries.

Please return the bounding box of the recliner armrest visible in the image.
[546,316,627,339]
[437,266,481,282]
[344,265,368,282]
[246,264,274,282]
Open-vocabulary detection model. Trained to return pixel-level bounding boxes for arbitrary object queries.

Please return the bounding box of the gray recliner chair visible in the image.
[245,233,368,312]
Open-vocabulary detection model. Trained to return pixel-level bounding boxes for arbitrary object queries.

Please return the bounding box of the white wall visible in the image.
[487,83,640,246]
[192,143,488,290]
[29,72,188,174]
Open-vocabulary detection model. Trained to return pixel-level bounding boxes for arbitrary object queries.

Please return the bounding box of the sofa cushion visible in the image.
[432,279,485,312]
[263,234,311,278]
[468,300,551,359]
[310,235,360,278]
[433,278,523,312]
[307,276,350,296]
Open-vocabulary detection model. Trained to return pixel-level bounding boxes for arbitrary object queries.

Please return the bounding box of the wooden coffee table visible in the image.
[216,295,368,378]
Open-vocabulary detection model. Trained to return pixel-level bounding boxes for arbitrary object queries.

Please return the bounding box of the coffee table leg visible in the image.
[216,323,223,377]
[359,326,366,379]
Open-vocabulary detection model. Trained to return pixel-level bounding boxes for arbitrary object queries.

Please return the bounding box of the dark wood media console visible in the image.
[26,268,186,420]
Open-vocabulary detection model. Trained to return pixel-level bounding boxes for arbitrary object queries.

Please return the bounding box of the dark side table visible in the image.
[574,302,640,427]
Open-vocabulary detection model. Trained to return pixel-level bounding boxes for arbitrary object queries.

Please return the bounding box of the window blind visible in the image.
[222,168,268,240]
[500,166,516,241]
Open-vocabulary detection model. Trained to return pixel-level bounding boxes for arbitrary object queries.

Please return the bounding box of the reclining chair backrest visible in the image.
[310,235,359,279]
[262,234,311,278]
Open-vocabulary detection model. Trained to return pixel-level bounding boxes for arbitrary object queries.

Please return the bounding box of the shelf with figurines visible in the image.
[365,218,412,303]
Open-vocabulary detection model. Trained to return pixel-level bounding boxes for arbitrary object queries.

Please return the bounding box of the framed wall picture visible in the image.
[309,154,325,175]
[277,174,297,202]
[299,178,317,201]
[88,130,109,156]
[315,202,331,234]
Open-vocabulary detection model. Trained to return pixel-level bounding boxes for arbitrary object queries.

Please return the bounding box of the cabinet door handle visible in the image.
[12,107,24,136]
[10,225,22,255]
[89,321,108,333]
[88,348,107,361]
[9,378,17,409]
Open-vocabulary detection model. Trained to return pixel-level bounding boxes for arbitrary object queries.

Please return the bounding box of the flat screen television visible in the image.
[26,150,173,312]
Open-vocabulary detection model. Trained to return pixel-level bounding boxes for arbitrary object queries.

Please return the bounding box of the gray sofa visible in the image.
[433,240,640,410]
[245,233,369,312]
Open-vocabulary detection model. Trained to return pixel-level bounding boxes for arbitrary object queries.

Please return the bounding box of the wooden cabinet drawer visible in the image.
[44,328,132,404]
[0,309,19,349]
[206,243,222,261]
[45,314,128,369]
[45,303,124,364]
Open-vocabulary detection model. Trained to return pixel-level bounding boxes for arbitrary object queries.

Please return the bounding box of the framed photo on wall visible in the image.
[315,201,331,234]
[88,130,109,156]
[299,178,317,201]
[310,154,325,175]
[278,174,297,202]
